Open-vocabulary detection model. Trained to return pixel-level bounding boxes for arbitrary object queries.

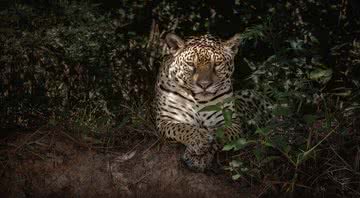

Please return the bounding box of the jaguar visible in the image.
[155,33,272,171]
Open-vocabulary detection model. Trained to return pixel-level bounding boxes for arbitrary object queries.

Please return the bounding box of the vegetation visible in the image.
[1,0,359,197]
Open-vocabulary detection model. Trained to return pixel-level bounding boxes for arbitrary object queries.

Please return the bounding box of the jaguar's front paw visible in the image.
[187,132,214,156]
[181,149,214,172]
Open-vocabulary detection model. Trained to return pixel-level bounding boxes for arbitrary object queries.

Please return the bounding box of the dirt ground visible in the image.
[0,127,259,198]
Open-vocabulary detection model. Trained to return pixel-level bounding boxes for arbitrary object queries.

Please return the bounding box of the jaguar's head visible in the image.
[165,33,241,96]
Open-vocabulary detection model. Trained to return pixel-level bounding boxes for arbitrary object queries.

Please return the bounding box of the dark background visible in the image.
[0,0,359,196]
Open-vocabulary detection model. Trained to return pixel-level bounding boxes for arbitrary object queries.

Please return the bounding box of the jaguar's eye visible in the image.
[214,62,223,69]
[185,61,195,67]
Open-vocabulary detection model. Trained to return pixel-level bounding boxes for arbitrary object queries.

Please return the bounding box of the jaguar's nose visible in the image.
[197,80,212,89]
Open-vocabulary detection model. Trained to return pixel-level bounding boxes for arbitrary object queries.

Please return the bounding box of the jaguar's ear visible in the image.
[223,33,241,56]
[165,33,185,54]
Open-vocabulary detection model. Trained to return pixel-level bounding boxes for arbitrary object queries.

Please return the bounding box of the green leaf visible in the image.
[309,68,332,84]
[260,156,280,164]
[271,135,288,151]
[303,114,318,126]
[222,143,235,151]
[204,21,209,28]
[216,127,224,140]
[199,104,222,112]
[232,174,241,180]
[223,166,233,171]
[234,138,248,150]
[240,167,249,172]
[255,127,270,136]
[263,140,275,148]
[253,147,264,161]
[127,31,136,36]
[223,109,233,127]
[284,145,291,154]
[229,160,242,168]
[332,89,352,96]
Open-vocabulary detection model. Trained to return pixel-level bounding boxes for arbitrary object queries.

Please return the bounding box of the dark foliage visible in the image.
[0,0,359,197]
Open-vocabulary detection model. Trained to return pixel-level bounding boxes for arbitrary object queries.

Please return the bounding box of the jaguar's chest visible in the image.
[157,86,235,129]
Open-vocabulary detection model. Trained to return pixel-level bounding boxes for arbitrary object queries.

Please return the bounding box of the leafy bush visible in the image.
[207,3,360,195]
[0,1,156,129]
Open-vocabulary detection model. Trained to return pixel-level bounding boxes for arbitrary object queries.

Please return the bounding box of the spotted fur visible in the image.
[155,33,271,171]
